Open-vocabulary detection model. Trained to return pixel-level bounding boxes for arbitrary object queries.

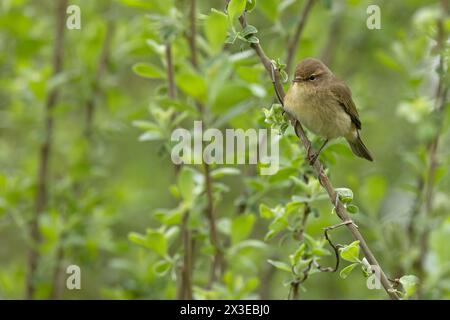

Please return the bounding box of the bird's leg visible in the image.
[308,139,329,165]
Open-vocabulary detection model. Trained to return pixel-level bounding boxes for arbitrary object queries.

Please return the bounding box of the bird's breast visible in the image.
[284,84,352,139]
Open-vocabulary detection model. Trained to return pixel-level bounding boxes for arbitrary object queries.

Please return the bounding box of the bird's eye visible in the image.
[308,75,316,81]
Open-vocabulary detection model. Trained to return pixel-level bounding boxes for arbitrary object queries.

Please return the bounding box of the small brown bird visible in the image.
[284,58,373,163]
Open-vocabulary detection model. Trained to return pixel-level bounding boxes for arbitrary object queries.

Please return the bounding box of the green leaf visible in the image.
[259,204,274,219]
[247,35,259,44]
[175,70,207,102]
[339,240,360,263]
[153,260,171,276]
[241,25,258,37]
[178,167,195,203]
[399,275,419,299]
[335,188,354,204]
[210,167,241,179]
[128,230,167,257]
[211,83,252,112]
[204,9,229,53]
[231,214,255,244]
[339,263,359,279]
[347,204,359,214]
[228,0,246,23]
[132,63,165,79]
[246,0,256,12]
[257,0,278,22]
[267,259,291,272]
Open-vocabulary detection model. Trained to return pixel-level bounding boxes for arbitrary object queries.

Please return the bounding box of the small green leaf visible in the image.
[336,188,354,204]
[204,9,229,52]
[128,230,167,257]
[178,167,195,203]
[175,70,207,102]
[340,263,359,279]
[267,259,291,272]
[210,167,241,179]
[347,204,359,214]
[399,275,419,299]
[241,25,258,37]
[153,260,171,276]
[247,35,259,44]
[132,63,165,79]
[246,0,256,12]
[339,240,360,263]
[228,0,246,23]
[259,203,274,219]
[231,213,255,244]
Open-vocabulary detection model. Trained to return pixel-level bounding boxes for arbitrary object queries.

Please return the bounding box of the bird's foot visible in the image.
[306,144,318,165]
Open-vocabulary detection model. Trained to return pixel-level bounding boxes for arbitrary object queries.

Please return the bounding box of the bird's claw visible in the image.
[306,144,318,165]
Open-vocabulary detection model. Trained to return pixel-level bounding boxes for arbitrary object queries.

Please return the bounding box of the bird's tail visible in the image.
[347,135,373,162]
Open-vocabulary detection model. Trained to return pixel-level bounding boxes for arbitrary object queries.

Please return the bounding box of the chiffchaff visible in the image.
[284,58,373,163]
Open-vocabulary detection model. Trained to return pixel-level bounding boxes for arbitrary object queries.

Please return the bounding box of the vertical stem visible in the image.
[188,0,198,67]
[187,0,223,285]
[178,211,193,299]
[26,0,67,300]
[85,22,114,139]
[414,3,448,295]
[204,162,224,285]
[166,44,177,100]
[285,0,316,74]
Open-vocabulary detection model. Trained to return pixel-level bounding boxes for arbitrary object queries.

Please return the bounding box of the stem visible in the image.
[238,9,400,301]
[188,0,198,67]
[414,2,448,295]
[166,44,177,100]
[320,11,342,66]
[85,22,114,139]
[204,162,224,285]
[178,211,193,299]
[188,0,224,285]
[49,244,65,300]
[26,0,67,300]
[285,0,316,74]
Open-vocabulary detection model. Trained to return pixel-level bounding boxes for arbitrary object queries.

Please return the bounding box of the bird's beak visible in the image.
[292,77,302,83]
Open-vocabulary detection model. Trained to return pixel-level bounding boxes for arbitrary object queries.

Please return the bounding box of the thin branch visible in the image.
[168,27,192,298]
[414,3,448,295]
[238,10,400,300]
[178,211,193,299]
[187,0,198,67]
[320,12,342,67]
[285,0,316,74]
[26,0,68,300]
[166,43,177,100]
[188,0,224,286]
[85,21,114,139]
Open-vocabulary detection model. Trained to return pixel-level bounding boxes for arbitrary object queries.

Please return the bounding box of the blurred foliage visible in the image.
[0,0,448,300]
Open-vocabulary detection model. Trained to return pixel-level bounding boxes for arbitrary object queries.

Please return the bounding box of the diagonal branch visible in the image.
[238,10,400,300]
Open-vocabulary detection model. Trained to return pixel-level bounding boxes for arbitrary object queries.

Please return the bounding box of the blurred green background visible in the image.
[0,0,448,299]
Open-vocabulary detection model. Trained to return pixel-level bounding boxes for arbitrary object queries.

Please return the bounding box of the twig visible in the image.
[285,0,316,74]
[85,21,114,139]
[166,43,177,100]
[187,0,198,67]
[26,0,68,300]
[238,9,400,300]
[188,0,224,286]
[178,211,193,299]
[413,2,448,295]
[320,11,342,66]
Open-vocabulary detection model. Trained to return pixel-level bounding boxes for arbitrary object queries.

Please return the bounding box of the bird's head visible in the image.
[292,58,332,87]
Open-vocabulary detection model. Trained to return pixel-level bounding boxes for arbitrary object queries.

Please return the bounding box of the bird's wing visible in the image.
[329,79,362,130]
